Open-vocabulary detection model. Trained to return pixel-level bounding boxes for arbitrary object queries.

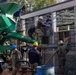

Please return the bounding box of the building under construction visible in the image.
[0,0,76,75]
[19,0,76,75]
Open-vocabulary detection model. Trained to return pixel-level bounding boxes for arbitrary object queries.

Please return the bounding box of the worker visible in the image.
[20,46,25,59]
[0,58,4,74]
[5,50,12,59]
[43,14,53,44]
[28,26,36,39]
[0,52,6,63]
[11,45,22,66]
[14,6,26,17]
[57,40,69,75]
[28,42,41,69]
[2,56,12,71]
[35,16,44,43]
[11,45,22,75]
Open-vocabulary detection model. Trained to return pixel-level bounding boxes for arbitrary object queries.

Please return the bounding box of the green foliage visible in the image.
[8,0,56,13]
[25,0,56,11]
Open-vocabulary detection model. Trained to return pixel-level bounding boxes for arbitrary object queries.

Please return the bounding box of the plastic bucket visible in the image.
[36,65,55,75]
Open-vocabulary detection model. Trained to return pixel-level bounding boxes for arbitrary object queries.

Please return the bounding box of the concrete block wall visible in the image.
[70,29,75,51]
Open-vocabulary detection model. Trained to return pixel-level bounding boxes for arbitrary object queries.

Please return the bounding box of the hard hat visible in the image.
[33,42,38,47]
[58,40,64,45]
[39,16,43,19]
[11,45,17,50]
[0,58,4,63]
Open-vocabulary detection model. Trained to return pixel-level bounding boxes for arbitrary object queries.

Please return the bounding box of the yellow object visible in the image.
[33,42,38,47]
[0,52,3,54]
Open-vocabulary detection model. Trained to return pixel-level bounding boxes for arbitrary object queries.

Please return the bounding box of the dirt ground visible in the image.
[1,69,33,75]
[1,69,13,75]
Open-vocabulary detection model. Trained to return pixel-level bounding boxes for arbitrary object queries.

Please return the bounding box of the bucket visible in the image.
[36,65,55,75]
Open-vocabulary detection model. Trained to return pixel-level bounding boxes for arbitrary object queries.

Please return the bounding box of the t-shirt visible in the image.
[14,8,23,17]
[46,19,52,26]
[28,27,35,34]
[44,19,52,27]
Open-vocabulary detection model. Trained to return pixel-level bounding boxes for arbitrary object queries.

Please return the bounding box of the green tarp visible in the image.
[0,3,39,52]
[0,2,22,15]
[6,32,39,44]
[0,15,16,31]
[0,46,11,52]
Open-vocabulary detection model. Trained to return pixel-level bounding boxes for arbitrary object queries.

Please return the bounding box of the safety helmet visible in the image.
[0,58,4,63]
[33,42,38,47]
[39,16,43,20]
[58,40,64,45]
[11,45,17,50]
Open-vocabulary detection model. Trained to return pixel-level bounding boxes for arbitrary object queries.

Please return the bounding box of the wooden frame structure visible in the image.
[21,0,75,19]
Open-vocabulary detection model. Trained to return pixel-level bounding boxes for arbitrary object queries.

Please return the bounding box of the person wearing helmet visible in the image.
[11,45,22,75]
[57,40,69,75]
[12,45,21,66]
[11,45,22,65]
[35,16,44,43]
[11,45,17,50]
[58,40,64,45]
[33,42,39,47]
[28,42,41,70]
